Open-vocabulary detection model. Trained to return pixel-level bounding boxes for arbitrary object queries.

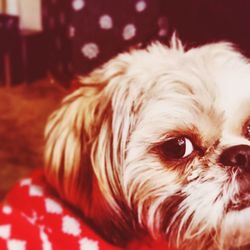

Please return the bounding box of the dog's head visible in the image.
[45,40,250,249]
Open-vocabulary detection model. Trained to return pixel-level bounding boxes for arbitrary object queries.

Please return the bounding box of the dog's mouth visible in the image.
[226,171,250,211]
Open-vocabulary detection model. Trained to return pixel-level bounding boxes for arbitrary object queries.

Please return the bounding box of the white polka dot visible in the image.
[81,43,99,59]
[68,26,75,38]
[7,240,26,250]
[157,16,168,37]
[0,225,11,239]
[123,24,136,40]
[62,216,81,236]
[72,0,85,11]
[2,205,12,215]
[29,185,43,197]
[45,198,62,214]
[158,28,167,37]
[99,15,113,30]
[135,1,147,12]
[79,238,99,250]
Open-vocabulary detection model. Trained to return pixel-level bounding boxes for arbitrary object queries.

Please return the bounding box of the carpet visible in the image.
[0,79,65,199]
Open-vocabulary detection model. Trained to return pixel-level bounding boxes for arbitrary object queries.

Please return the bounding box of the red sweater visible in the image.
[0,171,171,250]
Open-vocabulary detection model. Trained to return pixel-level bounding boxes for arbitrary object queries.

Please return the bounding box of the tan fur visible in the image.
[45,40,250,249]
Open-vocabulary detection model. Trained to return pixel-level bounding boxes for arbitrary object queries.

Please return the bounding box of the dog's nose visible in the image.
[219,145,250,171]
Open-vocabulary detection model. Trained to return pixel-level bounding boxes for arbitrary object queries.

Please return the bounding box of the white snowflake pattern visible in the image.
[7,239,26,250]
[45,198,63,214]
[29,185,43,197]
[79,237,99,250]
[20,178,31,186]
[62,215,81,236]
[2,205,12,215]
[0,225,11,239]
[40,228,52,250]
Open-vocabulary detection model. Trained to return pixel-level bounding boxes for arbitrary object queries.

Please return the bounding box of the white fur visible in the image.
[45,39,250,249]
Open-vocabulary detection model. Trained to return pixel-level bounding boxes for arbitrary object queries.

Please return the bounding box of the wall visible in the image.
[0,0,42,31]
[3,0,19,15]
[19,0,42,31]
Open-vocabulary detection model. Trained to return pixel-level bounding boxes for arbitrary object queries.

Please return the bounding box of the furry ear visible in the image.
[44,56,141,244]
[44,84,103,203]
[44,54,134,212]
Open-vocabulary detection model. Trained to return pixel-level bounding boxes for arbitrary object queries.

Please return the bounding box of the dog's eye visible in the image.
[160,137,194,160]
[243,121,250,139]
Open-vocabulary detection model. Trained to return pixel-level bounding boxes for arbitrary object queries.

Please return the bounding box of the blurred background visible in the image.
[0,0,249,199]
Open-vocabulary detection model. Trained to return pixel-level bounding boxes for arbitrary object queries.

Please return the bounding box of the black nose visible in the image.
[219,145,250,171]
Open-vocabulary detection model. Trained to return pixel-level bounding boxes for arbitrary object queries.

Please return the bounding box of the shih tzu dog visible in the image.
[44,38,250,250]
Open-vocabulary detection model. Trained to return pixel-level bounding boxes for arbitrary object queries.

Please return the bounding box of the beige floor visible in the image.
[0,79,66,199]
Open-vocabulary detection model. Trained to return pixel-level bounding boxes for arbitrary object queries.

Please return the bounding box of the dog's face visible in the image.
[45,40,250,249]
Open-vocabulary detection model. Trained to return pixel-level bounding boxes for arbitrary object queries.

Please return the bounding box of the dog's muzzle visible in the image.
[219,145,250,211]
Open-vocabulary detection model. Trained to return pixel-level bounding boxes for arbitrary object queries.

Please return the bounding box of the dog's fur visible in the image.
[44,39,250,250]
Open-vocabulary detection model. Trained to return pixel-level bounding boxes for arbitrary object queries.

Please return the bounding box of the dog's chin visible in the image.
[222,179,250,248]
[222,207,250,249]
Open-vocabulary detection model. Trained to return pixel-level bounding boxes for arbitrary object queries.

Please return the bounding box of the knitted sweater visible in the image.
[0,170,172,250]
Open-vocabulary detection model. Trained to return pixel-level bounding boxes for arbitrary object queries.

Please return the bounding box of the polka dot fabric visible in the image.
[0,171,120,250]
[42,0,73,84]
[71,0,170,75]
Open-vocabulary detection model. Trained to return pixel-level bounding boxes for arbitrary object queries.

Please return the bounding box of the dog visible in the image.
[44,38,250,250]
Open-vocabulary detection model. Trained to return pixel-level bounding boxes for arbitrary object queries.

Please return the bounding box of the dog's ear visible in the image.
[44,56,133,213]
[44,83,101,200]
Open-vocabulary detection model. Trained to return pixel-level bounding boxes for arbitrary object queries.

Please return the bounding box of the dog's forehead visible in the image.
[124,43,250,142]
[144,43,250,117]
[214,64,250,140]
[201,54,249,139]
[215,68,250,117]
